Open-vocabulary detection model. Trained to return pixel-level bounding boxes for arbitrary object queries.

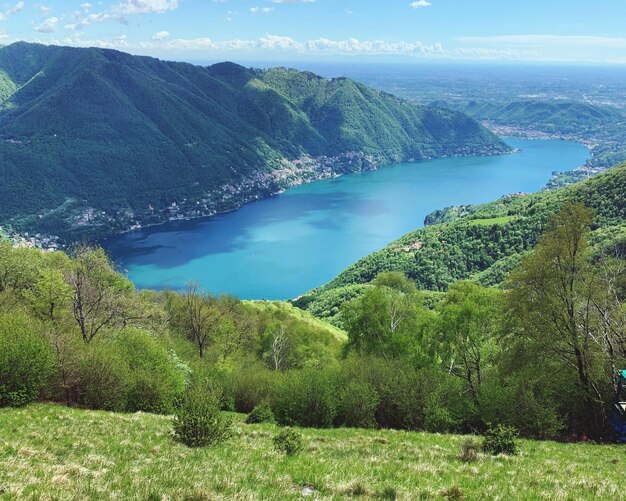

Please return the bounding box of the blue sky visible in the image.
[1,1,626,64]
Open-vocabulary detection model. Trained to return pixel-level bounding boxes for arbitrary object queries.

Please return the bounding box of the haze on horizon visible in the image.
[1,0,626,65]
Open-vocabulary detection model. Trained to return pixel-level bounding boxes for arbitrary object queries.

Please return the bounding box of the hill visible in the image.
[296,161,626,324]
[431,98,626,169]
[0,42,509,241]
[433,99,626,135]
[1,404,623,500]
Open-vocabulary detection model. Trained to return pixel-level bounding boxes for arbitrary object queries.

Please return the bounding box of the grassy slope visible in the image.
[0,404,623,500]
[244,300,347,342]
[296,162,626,322]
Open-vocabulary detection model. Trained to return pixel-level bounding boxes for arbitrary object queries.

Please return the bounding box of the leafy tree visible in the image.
[506,203,622,436]
[342,272,427,361]
[436,281,501,404]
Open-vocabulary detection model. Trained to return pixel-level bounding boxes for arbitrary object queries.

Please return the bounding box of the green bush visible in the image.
[79,343,130,411]
[482,424,518,455]
[0,313,54,407]
[245,401,276,424]
[272,368,337,427]
[173,378,233,448]
[115,328,188,414]
[335,380,379,428]
[273,428,304,456]
[231,362,277,413]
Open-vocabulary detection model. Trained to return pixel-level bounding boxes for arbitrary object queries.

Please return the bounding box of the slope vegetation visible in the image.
[296,161,626,322]
[1,404,623,500]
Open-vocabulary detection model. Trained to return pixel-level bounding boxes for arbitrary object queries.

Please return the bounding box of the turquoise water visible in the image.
[105,138,589,299]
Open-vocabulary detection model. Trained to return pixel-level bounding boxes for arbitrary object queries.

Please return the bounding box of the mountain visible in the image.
[295,161,626,324]
[0,42,509,241]
[431,99,626,135]
[431,99,626,169]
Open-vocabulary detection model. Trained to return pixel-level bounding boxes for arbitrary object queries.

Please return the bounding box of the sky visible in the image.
[1,0,626,64]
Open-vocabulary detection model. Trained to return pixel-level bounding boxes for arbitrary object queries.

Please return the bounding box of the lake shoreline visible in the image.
[105,138,590,299]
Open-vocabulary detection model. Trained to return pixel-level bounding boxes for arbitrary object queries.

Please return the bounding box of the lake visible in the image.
[105,138,589,299]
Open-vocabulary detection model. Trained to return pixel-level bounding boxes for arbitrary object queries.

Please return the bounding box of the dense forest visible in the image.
[1,178,624,440]
[0,42,508,241]
[296,161,626,325]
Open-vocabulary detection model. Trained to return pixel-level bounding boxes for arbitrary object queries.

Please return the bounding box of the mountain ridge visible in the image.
[0,42,510,242]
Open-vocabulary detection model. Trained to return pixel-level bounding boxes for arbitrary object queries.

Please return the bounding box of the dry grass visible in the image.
[0,404,624,500]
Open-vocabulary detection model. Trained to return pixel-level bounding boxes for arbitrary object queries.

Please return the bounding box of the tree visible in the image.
[436,281,501,404]
[26,268,72,323]
[506,203,624,436]
[270,325,289,371]
[184,282,238,358]
[66,247,133,344]
[342,272,427,361]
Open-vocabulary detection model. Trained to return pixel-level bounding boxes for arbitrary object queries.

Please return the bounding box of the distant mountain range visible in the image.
[0,42,510,241]
[431,99,626,169]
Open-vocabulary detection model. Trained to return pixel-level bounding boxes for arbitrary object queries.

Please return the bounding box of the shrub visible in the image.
[459,439,481,462]
[0,313,54,407]
[246,401,276,424]
[273,368,337,427]
[173,378,233,448]
[482,424,518,455]
[273,428,304,456]
[79,343,130,411]
[335,380,379,428]
[116,328,188,414]
[231,362,277,413]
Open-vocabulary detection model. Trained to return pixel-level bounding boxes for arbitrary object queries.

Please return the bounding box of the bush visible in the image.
[80,343,130,411]
[482,424,518,455]
[173,378,233,448]
[459,439,481,462]
[273,368,337,427]
[246,401,276,424]
[0,313,54,407]
[273,428,304,456]
[115,328,188,414]
[231,362,277,413]
[335,380,379,428]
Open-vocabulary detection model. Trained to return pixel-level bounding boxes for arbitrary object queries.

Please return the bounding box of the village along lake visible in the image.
[104,138,589,299]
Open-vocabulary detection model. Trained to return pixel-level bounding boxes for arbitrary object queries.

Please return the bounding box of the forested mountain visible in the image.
[431,99,625,135]
[431,98,626,169]
[0,42,509,240]
[296,161,626,323]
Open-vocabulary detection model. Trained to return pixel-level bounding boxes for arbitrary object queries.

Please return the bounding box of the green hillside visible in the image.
[436,99,626,135]
[431,98,626,169]
[0,42,509,241]
[1,404,623,500]
[296,161,626,323]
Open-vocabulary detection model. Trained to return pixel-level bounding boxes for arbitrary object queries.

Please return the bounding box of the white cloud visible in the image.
[34,16,59,33]
[272,0,315,3]
[250,7,274,14]
[66,0,179,30]
[0,1,24,21]
[455,34,626,49]
[80,2,92,10]
[152,30,170,40]
[115,0,179,16]
[410,0,431,9]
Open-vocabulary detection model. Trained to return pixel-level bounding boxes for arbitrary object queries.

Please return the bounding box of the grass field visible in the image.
[0,404,624,500]
[467,216,517,227]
